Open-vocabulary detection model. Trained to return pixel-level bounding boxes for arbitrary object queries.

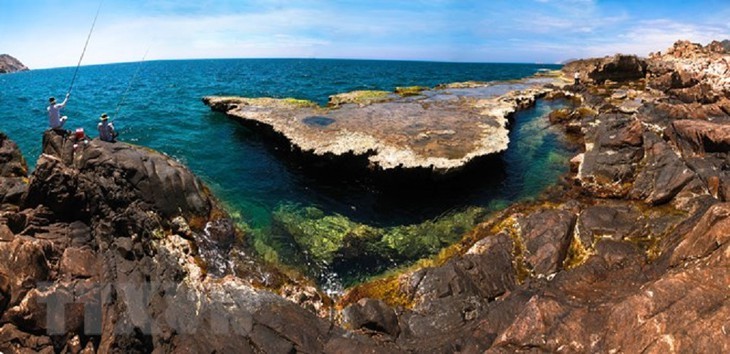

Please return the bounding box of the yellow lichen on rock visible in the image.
[395,86,429,97]
[328,90,393,107]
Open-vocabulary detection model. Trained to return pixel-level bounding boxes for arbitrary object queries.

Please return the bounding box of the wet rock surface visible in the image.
[204,78,558,174]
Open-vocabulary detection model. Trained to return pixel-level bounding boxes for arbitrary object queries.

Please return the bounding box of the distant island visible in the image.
[0,54,28,74]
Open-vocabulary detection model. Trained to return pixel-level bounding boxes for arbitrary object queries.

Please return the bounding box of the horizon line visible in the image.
[21,56,566,71]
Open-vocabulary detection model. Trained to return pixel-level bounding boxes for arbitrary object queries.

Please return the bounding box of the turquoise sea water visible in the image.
[0,59,570,286]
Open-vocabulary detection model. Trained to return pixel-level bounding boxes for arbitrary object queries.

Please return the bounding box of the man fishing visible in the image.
[97,113,117,142]
[47,93,70,129]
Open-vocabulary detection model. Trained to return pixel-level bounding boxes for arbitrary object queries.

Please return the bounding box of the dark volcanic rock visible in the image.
[0,133,27,178]
[577,113,645,197]
[648,70,699,91]
[0,132,28,208]
[631,132,697,205]
[563,54,647,84]
[26,131,213,223]
[0,54,28,74]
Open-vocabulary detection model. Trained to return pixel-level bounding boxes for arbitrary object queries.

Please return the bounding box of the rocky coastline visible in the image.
[1,40,729,352]
[0,54,28,74]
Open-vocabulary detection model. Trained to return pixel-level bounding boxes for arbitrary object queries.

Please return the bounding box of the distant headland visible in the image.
[0,54,28,74]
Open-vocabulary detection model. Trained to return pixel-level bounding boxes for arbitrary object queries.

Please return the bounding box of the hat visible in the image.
[100,113,109,121]
[49,97,56,103]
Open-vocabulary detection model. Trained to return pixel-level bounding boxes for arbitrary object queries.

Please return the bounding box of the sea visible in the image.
[0,59,571,288]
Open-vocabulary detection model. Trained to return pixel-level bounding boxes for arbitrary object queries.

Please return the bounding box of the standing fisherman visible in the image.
[97,113,117,142]
[47,93,70,129]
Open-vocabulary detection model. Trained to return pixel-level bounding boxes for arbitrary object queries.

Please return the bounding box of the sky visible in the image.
[1,0,729,69]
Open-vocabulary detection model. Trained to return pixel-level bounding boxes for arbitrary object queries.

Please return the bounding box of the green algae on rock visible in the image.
[203,77,560,174]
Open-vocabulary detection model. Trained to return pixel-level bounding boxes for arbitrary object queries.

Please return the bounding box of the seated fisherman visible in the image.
[97,113,117,142]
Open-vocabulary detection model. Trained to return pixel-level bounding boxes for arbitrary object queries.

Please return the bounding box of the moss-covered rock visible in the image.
[395,86,429,97]
[327,90,394,107]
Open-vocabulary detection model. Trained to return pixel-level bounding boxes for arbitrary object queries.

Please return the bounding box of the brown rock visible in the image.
[0,323,54,353]
[0,237,52,307]
[0,224,13,242]
[562,55,647,85]
[648,70,699,91]
[577,204,642,246]
[669,83,720,104]
[60,247,99,278]
[669,119,730,155]
[520,209,575,276]
[0,271,9,315]
[0,132,28,178]
[0,132,28,208]
[631,132,697,205]
[343,298,401,337]
[0,54,29,74]
[670,203,730,265]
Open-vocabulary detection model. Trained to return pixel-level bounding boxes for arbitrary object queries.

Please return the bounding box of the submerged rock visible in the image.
[270,204,489,284]
[204,77,558,175]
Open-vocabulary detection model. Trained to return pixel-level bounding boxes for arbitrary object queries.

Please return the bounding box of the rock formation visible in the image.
[0,54,28,74]
[204,77,558,175]
[0,131,391,353]
[337,40,730,352]
[562,54,647,85]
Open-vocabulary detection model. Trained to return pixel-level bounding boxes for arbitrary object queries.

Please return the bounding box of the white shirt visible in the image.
[98,120,116,142]
[47,97,68,128]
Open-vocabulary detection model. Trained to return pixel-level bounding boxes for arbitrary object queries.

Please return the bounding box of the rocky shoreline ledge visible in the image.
[1,40,729,352]
[203,76,563,179]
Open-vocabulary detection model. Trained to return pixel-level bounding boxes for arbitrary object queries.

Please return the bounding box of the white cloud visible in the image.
[583,19,730,57]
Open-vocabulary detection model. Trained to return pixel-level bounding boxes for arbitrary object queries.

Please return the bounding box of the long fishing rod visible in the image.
[66,0,104,96]
[112,48,150,121]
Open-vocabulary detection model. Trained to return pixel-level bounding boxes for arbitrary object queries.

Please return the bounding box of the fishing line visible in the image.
[113,47,150,121]
[66,0,104,96]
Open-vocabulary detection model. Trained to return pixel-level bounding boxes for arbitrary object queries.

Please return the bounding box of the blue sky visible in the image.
[1,0,729,69]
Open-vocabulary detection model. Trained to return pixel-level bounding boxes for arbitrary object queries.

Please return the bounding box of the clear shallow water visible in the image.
[0,59,569,286]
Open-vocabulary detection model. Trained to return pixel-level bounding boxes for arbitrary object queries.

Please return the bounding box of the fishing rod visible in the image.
[112,48,150,121]
[66,0,104,96]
